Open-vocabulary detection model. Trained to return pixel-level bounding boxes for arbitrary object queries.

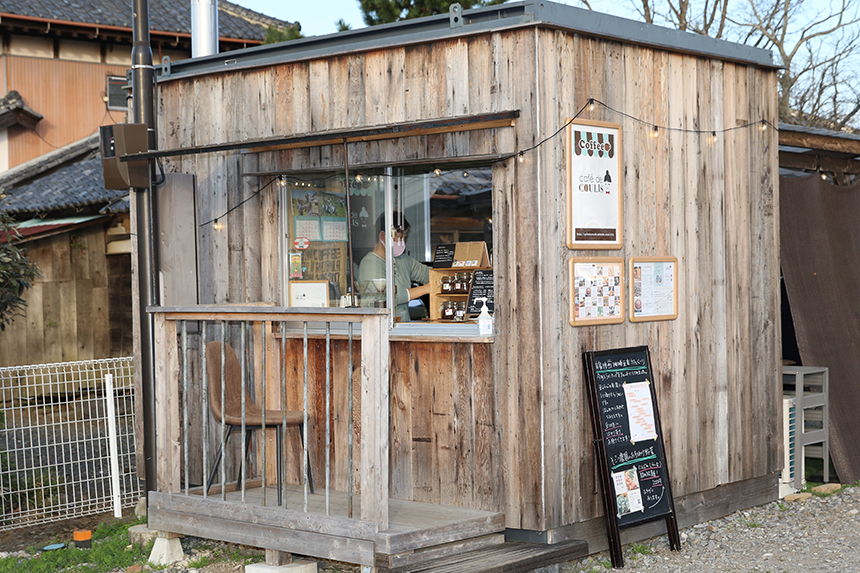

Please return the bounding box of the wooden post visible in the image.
[360,313,389,531]
[153,312,181,493]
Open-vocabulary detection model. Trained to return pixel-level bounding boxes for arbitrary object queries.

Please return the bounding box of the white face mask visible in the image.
[392,239,407,257]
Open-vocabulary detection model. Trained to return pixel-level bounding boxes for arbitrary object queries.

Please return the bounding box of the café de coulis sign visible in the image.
[567,119,623,250]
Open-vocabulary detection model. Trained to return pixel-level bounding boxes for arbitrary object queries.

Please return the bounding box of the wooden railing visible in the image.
[149,305,391,530]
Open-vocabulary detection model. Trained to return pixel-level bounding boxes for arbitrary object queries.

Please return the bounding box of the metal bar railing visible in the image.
[152,305,390,531]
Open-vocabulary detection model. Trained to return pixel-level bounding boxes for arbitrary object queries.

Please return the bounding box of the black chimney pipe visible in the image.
[131,0,158,491]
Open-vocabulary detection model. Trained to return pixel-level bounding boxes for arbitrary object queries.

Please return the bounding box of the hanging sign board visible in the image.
[569,257,624,326]
[567,119,623,250]
[629,257,679,322]
[583,346,681,568]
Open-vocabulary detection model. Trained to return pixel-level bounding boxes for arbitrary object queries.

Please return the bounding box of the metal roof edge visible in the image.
[157,0,775,82]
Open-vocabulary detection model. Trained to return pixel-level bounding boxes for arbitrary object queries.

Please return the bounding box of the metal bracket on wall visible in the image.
[449,3,464,28]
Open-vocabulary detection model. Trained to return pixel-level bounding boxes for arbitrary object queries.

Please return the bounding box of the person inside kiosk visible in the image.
[358,212,430,322]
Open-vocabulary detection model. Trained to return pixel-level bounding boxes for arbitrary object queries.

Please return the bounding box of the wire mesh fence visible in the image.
[0,357,142,531]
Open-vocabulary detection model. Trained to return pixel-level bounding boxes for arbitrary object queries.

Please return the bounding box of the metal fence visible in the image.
[0,357,142,531]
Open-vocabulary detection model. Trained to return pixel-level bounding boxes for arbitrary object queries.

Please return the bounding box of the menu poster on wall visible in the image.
[567,119,623,250]
[629,257,679,322]
[569,257,625,326]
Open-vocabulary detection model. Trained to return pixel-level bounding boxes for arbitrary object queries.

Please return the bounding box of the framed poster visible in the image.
[289,280,329,307]
[567,119,623,250]
[629,257,678,322]
[569,257,625,326]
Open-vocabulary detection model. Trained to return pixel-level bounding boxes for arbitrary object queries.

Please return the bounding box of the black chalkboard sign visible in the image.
[432,244,456,268]
[583,346,681,568]
[466,270,494,315]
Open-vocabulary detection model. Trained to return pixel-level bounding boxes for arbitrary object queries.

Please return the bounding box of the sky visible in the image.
[232,0,603,38]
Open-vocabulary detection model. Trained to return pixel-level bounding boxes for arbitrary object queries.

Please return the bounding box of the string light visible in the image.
[199,98,776,228]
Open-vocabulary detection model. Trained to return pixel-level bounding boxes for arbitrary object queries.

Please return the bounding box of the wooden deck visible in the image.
[148,483,506,568]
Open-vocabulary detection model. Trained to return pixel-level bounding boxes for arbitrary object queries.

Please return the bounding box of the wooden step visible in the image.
[384,540,589,573]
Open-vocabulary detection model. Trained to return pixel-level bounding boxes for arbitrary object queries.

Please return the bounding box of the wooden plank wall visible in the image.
[263,339,502,514]
[535,30,781,533]
[155,25,780,534]
[0,222,133,368]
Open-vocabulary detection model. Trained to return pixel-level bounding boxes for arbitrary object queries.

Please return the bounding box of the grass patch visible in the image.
[0,518,151,573]
[630,543,651,555]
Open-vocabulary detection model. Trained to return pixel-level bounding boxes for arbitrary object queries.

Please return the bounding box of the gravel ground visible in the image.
[565,485,860,573]
[1,485,857,572]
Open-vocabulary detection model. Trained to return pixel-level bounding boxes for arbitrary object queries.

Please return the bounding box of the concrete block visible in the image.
[128,524,158,548]
[246,560,317,573]
[812,483,842,494]
[148,537,185,566]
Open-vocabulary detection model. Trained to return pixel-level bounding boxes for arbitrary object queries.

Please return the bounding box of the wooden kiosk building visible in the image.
[138,0,781,568]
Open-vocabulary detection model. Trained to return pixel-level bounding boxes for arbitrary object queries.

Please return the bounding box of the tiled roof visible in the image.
[0,134,128,215]
[0,90,43,130]
[0,0,295,42]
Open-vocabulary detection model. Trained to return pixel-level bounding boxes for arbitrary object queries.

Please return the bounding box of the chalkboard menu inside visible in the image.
[466,270,494,315]
[583,346,681,567]
[432,244,456,268]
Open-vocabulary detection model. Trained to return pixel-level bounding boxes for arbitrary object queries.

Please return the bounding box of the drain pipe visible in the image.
[131,0,158,491]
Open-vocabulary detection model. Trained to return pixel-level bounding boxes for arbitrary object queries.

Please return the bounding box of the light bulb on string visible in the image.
[278,176,287,187]
[651,125,659,138]
[517,151,525,163]
[711,131,718,143]
[588,98,595,111]
[433,168,442,177]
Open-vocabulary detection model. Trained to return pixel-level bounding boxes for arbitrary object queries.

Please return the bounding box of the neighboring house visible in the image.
[0,0,297,171]
[0,0,295,367]
[0,134,131,367]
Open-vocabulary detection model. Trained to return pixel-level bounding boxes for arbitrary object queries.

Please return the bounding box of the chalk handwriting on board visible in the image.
[584,346,678,529]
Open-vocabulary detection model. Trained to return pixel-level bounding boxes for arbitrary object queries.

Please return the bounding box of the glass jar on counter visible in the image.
[454,301,467,321]
[440,275,454,294]
[440,300,456,320]
[453,272,472,294]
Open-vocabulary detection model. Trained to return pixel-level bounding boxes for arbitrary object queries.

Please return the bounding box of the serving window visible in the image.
[278,164,493,333]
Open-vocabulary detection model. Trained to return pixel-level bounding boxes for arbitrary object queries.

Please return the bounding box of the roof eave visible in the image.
[157,0,776,83]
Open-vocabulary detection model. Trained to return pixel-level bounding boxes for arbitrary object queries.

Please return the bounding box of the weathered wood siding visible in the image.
[0,223,133,367]
[156,25,780,533]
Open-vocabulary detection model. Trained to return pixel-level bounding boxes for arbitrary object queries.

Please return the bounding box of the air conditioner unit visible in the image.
[779,396,803,497]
